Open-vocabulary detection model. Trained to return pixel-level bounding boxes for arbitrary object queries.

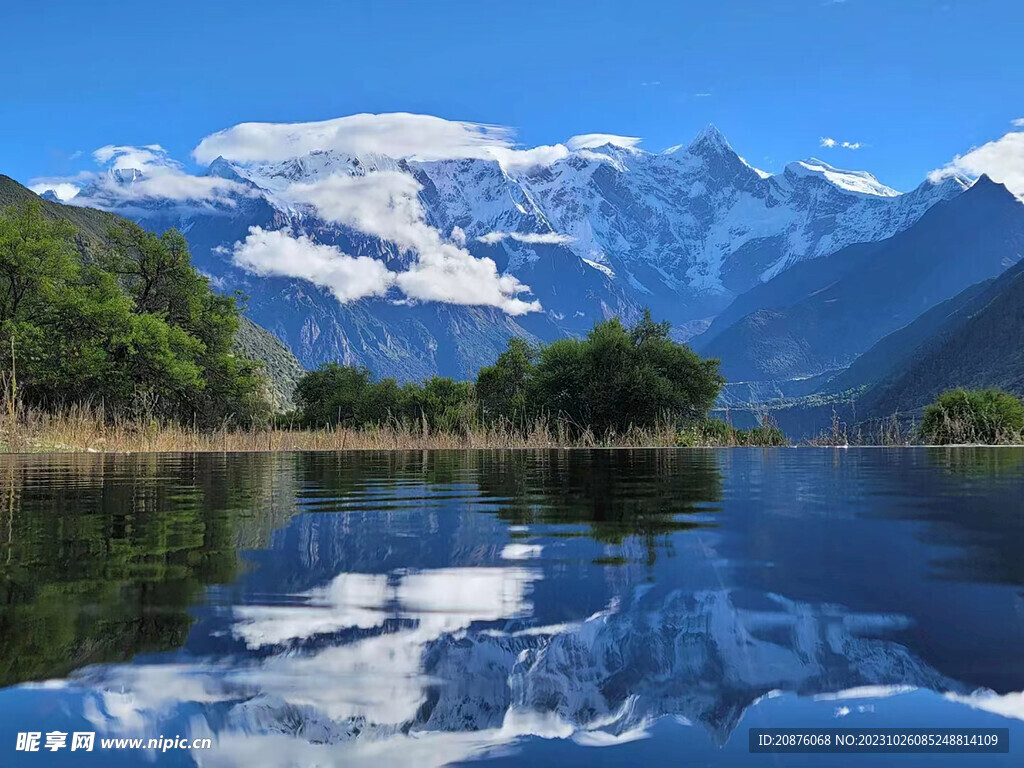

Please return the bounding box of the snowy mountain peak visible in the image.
[206,155,247,182]
[921,170,973,195]
[784,158,899,198]
[688,124,732,154]
[56,118,977,377]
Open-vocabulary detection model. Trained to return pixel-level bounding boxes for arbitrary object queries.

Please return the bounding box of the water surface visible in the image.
[0,448,1022,766]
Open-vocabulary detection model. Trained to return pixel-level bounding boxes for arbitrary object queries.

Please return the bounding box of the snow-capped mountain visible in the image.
[54,585,969,767]
[59,125,970,378]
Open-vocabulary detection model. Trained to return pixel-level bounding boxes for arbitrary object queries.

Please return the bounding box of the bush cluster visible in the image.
[294,311,725,437]
[676,417,788,446]
[920,388,1024,444]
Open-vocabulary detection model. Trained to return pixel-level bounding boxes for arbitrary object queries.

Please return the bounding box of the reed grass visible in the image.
[3,390,1018,454]
[0,400,694,454]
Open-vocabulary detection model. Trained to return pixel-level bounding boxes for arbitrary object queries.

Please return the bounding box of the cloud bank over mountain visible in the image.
[930,125,1024,200]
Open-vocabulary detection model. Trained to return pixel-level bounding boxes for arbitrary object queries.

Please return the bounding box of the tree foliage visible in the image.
[0,203,270,427]
[295,310,724,437]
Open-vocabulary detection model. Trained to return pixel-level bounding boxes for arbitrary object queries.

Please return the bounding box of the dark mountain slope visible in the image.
[858,258,1024,417]
[821,277,999,395]
[0,175,114,250]
[697,177,1024,382]
[692,239,883,350]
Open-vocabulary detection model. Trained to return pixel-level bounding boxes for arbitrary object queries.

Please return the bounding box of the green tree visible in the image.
[407,377,476,433]
[354,377,408,427]
[295,311,723,438]
[294,363,372,427]
[533,311,723,436]
[0,203,80,326]
[476,336,536,426]
[0,203,270,427]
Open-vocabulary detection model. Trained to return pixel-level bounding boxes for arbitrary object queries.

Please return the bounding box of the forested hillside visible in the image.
[0,175,301,417]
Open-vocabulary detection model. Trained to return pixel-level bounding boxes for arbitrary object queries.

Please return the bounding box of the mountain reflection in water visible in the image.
[0,449,1022,767]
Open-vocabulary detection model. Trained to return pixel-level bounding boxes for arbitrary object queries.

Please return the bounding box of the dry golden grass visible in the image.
[0,402,689,454]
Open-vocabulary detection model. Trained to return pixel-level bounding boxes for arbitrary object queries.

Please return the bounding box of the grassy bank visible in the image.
[3,391,1022,454]
[0,404,694,453]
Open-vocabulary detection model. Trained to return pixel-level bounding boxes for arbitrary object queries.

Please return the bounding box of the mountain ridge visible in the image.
[695,176,1024,383]
[34,126,974,379]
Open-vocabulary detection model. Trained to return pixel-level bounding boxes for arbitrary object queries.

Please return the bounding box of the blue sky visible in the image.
[3,0,1022,192]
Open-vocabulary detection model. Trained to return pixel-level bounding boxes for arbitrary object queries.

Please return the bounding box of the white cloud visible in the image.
[193,112,515,165]
[693,92,712,98]
[93,143,171,170]
[29,182,81,201]
[476,231,574,245]
[565,133,642,151]
[945,690,1024,722]
[1012,118,1024,128]
[230,227,394,302]
[195,113,576,175]
[287,171,429,251]
[820,137,862,149]
[929,130,1024,197]
[489,144,570,173]
[285,171,540,315]
[395,242,540,315]
[34,144,249,209]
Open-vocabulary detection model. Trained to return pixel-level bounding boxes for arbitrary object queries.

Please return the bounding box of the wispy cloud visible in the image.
[820,137,863,150]
[693,92,712,98]
[193,113,515,165]
[30,144,249,209]
[28,170,95,201]
[489,144,569,173]
[565,134,642,151]
[930,130,1024,198]
[282,170,540,315]
[1012,118,1024,128]
[476,231,574,245]
[28,182,82,201]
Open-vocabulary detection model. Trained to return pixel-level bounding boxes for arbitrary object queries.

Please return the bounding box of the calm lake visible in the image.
[0,448,1022,766]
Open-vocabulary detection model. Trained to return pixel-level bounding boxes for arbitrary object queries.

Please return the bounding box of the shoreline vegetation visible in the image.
[2,202,1023,454]
[2,397,1023,454]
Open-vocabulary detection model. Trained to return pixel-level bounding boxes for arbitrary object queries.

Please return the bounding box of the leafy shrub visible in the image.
[735,424,788,446]
[677,417,737,446]
[920,388,1024,444]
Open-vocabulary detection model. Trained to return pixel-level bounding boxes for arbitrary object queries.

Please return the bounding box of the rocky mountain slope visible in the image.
[233,316,305,410]
[694,177,1024,382]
